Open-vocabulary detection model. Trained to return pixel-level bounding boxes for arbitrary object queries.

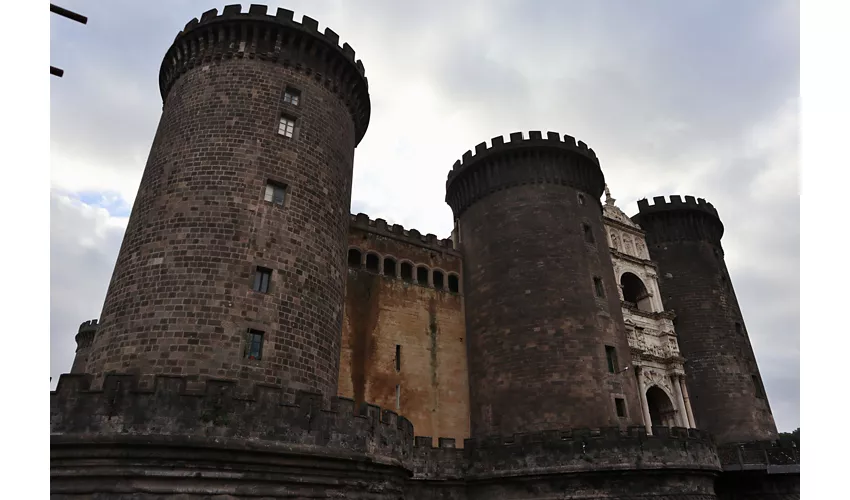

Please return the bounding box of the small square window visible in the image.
[278,115,296,138]
[253,267,272,293]
[605,345,618,373]
[246,329,264,360]
[593,277,605,298]
[264,182,286,206]
[582,223,595,244]
[578,193,586,205]
[283,87,301,106]
[615,398,626,418]
[735,322,743,335]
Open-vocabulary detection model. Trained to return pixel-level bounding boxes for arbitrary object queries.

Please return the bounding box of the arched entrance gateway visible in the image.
[645,386,679,427]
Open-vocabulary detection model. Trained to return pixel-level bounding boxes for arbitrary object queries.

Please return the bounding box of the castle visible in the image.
[51,5,799,499]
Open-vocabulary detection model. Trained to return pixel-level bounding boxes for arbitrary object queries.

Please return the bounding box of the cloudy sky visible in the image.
[50,0,799,431]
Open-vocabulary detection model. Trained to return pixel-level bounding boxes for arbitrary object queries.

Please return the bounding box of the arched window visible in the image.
[416,265,429,285]
[448,274,459,293]
[383,257,397,277]
[433,270,445,289]
[347,248,362,269]
[620,272,652,312]
[400,262,414,282]
[365,253,380,273]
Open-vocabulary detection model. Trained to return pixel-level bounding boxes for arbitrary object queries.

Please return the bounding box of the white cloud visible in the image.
[50,191,127,382]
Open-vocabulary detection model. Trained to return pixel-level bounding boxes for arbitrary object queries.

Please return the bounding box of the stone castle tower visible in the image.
[445,133,643,437]
[52,5,798,499]
[633,197,778,444]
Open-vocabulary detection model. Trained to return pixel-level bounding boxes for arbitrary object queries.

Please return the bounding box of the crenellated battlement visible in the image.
[447,131,598,182]
[159,4,370,144]
[461,426,720,480]
[74,319,99,352]
[636,195,720,219]
[463,425,712,449]
[51,373,721,475]
[444,131,606,217]
[408,426,720,482]
[51,373,414,465]
[78,318,99,333]
[633,195,725,245]
[349,213,459,254]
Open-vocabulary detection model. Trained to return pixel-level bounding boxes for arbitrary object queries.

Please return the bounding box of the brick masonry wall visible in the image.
[85,57,359,397]
[339,225,469,445]
[637,208,778,444]
[457,181,643,437]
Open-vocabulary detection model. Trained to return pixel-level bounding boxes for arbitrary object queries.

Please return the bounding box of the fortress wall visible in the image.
[339,220,469,446]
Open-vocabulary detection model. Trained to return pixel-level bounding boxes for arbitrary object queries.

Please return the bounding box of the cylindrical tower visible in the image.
[84,5,370,398]
[70,319,98,373]
[633,195,778,444]
[445,131,643,438]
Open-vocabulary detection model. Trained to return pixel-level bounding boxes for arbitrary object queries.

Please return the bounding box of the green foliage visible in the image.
[778,427,800,444]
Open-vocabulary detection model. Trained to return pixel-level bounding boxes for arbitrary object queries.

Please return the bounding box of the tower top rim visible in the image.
[158,4,371,144]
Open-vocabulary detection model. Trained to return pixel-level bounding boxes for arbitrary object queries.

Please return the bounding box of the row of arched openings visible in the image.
[348,248,460,294]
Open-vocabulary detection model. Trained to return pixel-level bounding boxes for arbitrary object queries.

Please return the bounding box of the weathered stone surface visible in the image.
[51,5,798,500]
[634,196,778,444]
[445,132,643,438]
[83,5,369,400]
[51,373,412,498]
[340,219,469,446]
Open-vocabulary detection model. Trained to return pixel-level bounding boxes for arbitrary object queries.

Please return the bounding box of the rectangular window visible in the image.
[615,398,626,418]
[582,223,595,244]
[735,322,743,335]
[283,87,301,106]
[253,267,272,293]
[395,344,401,372]
[246,329,264,360]
[278,115,296,138]
[593,277,605,298]
[264,181,286,206]
[395,384,401,410]
[605,345,618,373]
[578,193,586,205]
[752,375,766,398]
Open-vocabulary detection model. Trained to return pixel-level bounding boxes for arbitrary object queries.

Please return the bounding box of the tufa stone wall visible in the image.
[634,196,778,444]
[85,5,369,398]
[340,217,469,446]
[405,427,721,499]
[51,373,412,498]
[51,373,724,499]
[446,131,643,438]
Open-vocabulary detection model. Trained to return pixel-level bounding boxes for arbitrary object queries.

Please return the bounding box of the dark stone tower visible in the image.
[52,7,416,498]
[633,196,778,444]
[70,319,98,373]
[445,131,643,438]
[84,5,370,397]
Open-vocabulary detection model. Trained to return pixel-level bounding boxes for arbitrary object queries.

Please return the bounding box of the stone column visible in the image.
[671,375,689,428]
[635,366,653,434]
[680,375,696,428]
